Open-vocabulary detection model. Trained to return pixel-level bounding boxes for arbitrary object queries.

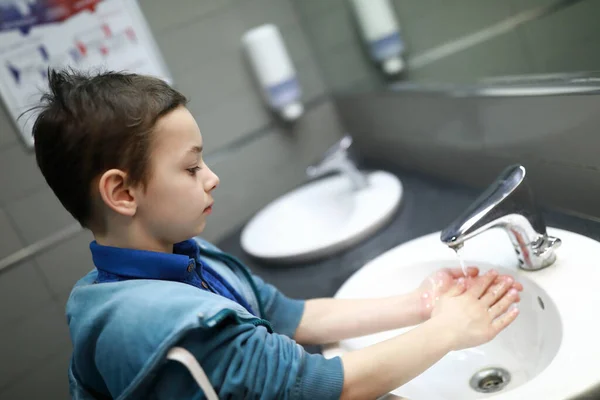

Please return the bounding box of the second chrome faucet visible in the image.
[306,135,369,191]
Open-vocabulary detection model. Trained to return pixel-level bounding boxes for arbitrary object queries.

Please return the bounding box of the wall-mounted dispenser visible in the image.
[349,0,405,75]
[242,24,303,122]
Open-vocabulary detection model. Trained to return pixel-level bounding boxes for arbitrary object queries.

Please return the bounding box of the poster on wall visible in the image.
[0,0,172,148]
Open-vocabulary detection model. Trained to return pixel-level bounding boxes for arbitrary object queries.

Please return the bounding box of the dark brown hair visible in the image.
[30,69,188,229]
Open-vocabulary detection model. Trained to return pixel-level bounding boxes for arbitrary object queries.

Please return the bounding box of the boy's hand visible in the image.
[417,266,523,321]
[431,269,521,350]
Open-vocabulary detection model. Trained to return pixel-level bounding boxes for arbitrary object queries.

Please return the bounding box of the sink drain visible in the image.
[469,367,511,393]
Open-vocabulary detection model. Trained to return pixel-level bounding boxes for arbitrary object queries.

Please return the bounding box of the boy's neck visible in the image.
[94,225,174,253]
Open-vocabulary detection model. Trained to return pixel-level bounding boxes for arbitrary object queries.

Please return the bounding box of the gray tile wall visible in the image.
[335,90,600,220]
[518,1,600,73]
[296,0,600,218]
[294,0,600,89]
[0,1,342,398]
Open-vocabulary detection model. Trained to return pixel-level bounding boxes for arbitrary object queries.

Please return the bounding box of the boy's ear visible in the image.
[98,169,137,217]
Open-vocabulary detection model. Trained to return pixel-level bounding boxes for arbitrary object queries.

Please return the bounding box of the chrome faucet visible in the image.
[306,135,369,191]
[440,164,561,271]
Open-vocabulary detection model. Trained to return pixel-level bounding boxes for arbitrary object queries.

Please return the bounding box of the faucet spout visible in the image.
[440,164,561,270]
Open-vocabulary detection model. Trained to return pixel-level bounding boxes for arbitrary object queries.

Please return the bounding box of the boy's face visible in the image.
[135,106,219,244]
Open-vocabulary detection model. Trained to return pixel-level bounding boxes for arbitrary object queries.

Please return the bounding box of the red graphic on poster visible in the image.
[0,0,104,34]
[0,0,172,149]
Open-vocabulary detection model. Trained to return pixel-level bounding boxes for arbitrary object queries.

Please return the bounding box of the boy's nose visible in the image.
[206,168,220,191]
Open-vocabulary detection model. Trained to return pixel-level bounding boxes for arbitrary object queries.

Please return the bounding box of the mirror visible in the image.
[294,0,600,92]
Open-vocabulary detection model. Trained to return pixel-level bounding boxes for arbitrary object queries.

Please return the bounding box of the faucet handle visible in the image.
[529,235,562,265]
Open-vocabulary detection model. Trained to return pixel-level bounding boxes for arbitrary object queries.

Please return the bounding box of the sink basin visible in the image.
[331,261,561,399]
[241,170,402,262]
[323,227,600,399]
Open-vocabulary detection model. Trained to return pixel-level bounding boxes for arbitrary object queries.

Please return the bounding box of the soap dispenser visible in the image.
[242,24,303,122]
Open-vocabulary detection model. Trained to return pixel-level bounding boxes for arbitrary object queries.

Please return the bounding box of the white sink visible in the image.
[241,170,403,262]
[323,227,600,399]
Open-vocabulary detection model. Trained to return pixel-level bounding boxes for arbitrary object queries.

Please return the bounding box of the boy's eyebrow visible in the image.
[188,145,203,154]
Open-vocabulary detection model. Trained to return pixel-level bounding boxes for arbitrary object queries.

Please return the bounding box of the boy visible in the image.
[32,69,522,399]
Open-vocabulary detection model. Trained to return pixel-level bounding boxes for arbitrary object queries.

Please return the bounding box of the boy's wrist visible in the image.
[423,315,459,352]
[389,290,430,326]
[409,288,433,323]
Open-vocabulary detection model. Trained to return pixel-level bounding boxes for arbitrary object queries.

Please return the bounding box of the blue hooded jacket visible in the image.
[66,237,344,399]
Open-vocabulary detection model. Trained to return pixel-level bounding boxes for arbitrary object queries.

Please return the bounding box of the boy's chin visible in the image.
[192,220,207,236]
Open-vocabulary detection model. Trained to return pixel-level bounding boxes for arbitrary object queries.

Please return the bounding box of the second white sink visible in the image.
[241,170,402,262]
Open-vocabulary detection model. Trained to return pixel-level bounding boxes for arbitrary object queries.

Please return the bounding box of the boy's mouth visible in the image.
[203,203,213,214]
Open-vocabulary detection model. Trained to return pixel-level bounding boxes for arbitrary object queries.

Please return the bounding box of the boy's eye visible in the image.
[187,166,201,175]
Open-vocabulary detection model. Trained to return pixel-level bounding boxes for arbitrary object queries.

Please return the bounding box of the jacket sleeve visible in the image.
[251,274,306,338]
[150,323,344,400]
